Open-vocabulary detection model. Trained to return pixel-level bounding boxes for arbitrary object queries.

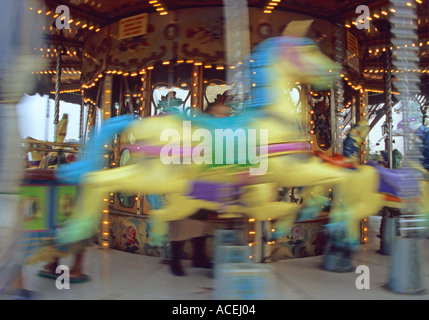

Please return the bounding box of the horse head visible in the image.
[246,21,340,118]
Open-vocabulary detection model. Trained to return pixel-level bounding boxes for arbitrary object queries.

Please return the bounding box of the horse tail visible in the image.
[55,114,135,184]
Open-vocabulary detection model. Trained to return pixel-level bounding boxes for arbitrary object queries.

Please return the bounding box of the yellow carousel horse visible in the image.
[56,21,424,250]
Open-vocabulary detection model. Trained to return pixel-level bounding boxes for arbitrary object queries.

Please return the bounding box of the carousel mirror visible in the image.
[108,134,119,168]
[151,82,191,116]
[203,80,236,112]
[285,85,304,133]
[119,75,144,117]
[117,192,136,208]
[287,86,302,111]
[310,90,331,151]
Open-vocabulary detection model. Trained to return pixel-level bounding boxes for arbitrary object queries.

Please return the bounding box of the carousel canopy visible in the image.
[27,0,428,105]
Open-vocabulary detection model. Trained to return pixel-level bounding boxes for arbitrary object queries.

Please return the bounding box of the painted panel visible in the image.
[272,221,328,259]
[19,185,49,231]
[55,185,78,225]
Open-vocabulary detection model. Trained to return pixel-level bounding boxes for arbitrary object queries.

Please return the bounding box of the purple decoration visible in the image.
[188,181,241,204]
[124,142,310,157]
[367,161,421,199]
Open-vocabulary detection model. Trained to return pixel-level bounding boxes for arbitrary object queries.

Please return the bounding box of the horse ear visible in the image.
[282,20,314,37]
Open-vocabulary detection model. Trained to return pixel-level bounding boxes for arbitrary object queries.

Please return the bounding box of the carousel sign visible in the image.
[346,31,360,72]
[118,13,148,40]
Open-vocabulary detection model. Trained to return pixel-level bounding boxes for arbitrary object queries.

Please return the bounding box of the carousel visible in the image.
[1,0,429,299]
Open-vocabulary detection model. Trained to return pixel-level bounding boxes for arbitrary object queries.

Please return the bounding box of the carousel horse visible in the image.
[39,114,69,169]
[54,21,426,250]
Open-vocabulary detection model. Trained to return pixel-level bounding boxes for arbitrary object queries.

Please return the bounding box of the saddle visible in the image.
[367,161,421,204]
[312,150,356,169]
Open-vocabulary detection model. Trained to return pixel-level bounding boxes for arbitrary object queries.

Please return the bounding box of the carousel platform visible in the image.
[15,217,429,301]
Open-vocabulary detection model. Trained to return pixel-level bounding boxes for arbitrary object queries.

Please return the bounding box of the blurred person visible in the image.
[36,114,90,284]
[37,246,89,283]
[204,100,231,118]
[169,101,231,276]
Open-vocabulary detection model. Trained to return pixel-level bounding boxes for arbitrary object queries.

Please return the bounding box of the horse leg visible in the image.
[56,160,195,244]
